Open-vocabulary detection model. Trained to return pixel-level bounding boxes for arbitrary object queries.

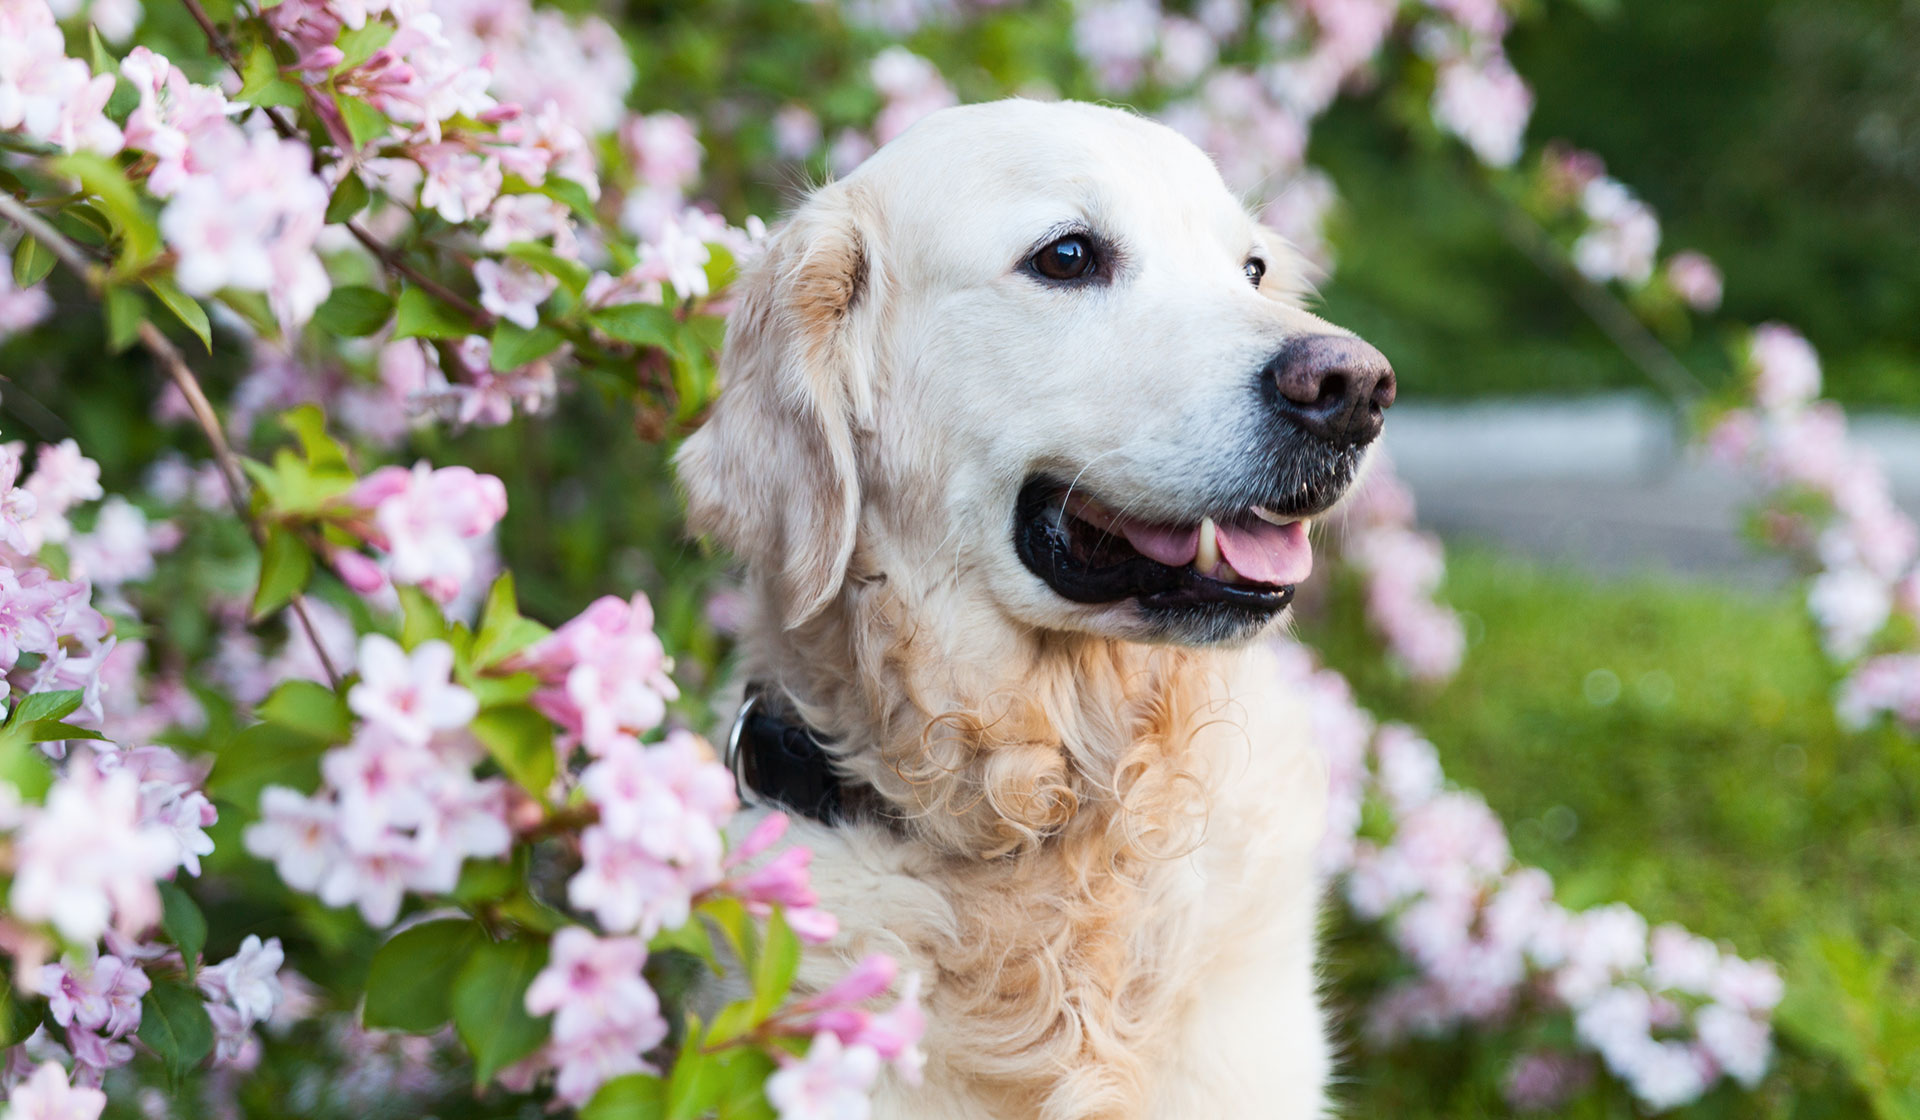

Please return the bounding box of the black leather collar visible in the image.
[724,686,851,825]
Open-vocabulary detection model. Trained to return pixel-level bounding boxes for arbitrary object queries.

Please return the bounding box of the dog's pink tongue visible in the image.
[1114,522,1200,567]
[1215,519,1313,585]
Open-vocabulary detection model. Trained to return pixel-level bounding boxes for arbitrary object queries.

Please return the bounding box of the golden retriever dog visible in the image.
[676,98,1395,1119]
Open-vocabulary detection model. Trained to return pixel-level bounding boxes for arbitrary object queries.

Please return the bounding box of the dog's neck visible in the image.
[735,564,1223,861]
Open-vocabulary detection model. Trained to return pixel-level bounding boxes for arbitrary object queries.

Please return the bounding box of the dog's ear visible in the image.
[676,185,882,627]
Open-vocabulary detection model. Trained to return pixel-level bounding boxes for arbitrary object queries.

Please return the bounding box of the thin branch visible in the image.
[1,190,344,689]
[345,223,488,321]
[1487,193,1709,407]
[0,190,97,278]
[137,324,344,687]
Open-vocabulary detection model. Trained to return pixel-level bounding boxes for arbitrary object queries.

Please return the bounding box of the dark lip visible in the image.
[1012,478,1297,613]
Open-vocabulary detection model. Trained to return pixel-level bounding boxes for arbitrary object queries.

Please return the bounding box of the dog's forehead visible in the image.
[850,100,1252,263]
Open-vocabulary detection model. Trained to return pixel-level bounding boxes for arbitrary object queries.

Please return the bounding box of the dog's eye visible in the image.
[1245,257,1266,288]
[1030,235,1097,282]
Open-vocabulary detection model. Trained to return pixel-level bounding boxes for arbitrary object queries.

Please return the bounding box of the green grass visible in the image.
[1297,547,1920,1117]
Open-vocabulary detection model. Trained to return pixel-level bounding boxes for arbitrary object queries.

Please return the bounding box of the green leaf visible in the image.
[338,94,392,150]
[591,303,677,348]
[314,283,392,337]
[700,896,756,976]
[450,935,551,1084]
[325,173,372,225]
[0,738,53,802]
[236,41,305,109]
[582,1073,667,1120]
[158,882,208,979]
[650,919,721,976]
[86,25,116,81]
[749,907,800,1022]
[104,286,147,353]
[279,404,352,477]
[12,237,55,287]
[539,177,596,221]
[258,679,351,742]
[0,971,41,1049]
[470,572,550,668]
[470,705,557,796]
[450,858,519,904]
[138,980,216,1079]
[393,285,474,341]
[489,321,564,372]
[253,525,314,618]
[665,1038,723,1120]
[364,918,486,1033]
[398,585,450,648]
[52,151,160,268]
[207,723,328,802]
[504,241,591,297]
[9,689,82,726]
[334,22,396,70]
[145,276,213,352]
[17,720,107,743]
[714,1049,778,1120]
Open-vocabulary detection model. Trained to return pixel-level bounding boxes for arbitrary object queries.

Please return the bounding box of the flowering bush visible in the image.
[0,0,1905,1115]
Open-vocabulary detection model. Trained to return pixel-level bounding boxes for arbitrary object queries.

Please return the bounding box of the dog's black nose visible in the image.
[1266,334,1397,447]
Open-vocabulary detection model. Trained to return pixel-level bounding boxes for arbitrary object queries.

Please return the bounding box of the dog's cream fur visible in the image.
[677,100,1372,1119]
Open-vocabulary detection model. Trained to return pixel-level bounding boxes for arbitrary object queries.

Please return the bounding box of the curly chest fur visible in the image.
[782,647,1333,1120]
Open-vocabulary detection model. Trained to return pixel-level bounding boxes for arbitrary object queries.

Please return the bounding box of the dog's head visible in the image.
[678,99,1393,647]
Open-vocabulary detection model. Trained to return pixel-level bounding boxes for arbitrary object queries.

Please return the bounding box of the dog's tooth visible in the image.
[1218,558,1244,584]
[1250,505,1295,527]
[1197,516,1220,576]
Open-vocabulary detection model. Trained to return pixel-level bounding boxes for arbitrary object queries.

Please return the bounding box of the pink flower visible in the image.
[1573,178,1661,285]
[1748,323,1821,413]
[2,1061,107,1120]
[416,144,502,224]
[474,259,557,330]
[349,462,508,603]
[40,955,148,1038]
[243,786,342,893]
[1502,1050,1592,1114]
[11,766,176,941]
[622,112,703,190]
[765,1033,883,1120]
[198,935,285,1026]
[523,926,669,1101]
[348,635,479,745]
[67,497,175,587]
[516,593,680,751]
[1431,52,1533,168]
[1696,1002,1770,1086]
[773,105,822,160]
[1664,251,1723,312]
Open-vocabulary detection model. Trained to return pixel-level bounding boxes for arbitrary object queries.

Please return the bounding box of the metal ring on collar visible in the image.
[724,692,759,808]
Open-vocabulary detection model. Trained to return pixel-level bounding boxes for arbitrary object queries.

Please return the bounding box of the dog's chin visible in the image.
[1011,473,1349,647]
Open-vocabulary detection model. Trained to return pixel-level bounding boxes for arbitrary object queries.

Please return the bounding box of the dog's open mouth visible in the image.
[1013,478,1308,615]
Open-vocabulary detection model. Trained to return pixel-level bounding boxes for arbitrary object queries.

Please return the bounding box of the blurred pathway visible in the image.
[1380,395,1920,586]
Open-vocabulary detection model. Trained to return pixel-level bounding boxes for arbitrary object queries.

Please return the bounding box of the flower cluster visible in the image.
[1284,644,1783,1112]
[1705,325,1920,730]
[0,437,282,1097]
[245,635,511,926]
[337,462,508,606]
[512,592,679,753]
[1338,454,1467,682]
[519,928,669,1104]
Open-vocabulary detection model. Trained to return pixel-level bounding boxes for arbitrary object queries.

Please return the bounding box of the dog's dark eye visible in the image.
[1245,257,1266,288]
[1031,235,1096,282]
